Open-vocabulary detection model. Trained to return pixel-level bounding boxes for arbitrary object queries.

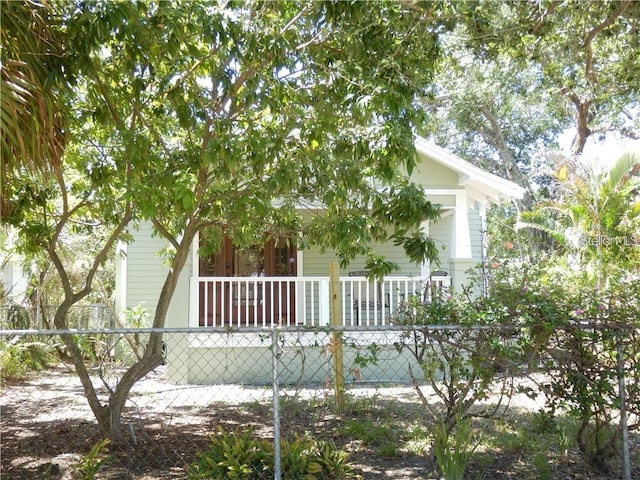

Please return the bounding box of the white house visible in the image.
[115,136,524,384]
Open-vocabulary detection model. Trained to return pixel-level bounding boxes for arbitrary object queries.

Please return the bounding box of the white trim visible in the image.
[296,248,303,277]
[192,232,200,276]
[415,135,525,203]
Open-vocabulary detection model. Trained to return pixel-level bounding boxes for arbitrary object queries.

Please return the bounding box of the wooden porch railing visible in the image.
[189,275,451,328]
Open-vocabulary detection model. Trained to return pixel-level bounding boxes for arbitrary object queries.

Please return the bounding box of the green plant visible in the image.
[75,438,113,480]
[71,333,99,361]
[432,418,479,480]
[0,338,55,383]
[393,290,516,429]
[341,418,396,448]
[375,441,399,458]
[476,256,640,474]
[189,427,272,479]
[556,416,577,460]
[532,451,553,480]
[282,434,355,479]
[498,428,531,454]
[404,425,431,456]
[531,409,557,435]
[340,393,380,415]
[188,427,357,480]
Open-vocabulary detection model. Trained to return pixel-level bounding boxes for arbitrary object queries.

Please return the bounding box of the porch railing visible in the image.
[189,275,451,328]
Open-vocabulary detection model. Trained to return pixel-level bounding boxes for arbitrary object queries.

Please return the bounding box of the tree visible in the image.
[463,0,640,156]
[518,152,640,284]
[416,0,639,214]
[6,1,447,443]
[420,44,571,208]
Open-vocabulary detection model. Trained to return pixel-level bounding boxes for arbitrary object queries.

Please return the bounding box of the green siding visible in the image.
[410,154,459,187]
[301,241,421,277]
[429,214,452,266]
[124,223,167,318]
[122,222,193,322]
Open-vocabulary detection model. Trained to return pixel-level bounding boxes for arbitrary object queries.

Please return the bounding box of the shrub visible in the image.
[486,261,640,473]
[188,427,357,479]
[432,417,479,480]
[0,337,55,383]
[75,438,113,480]
[392,290,518,429]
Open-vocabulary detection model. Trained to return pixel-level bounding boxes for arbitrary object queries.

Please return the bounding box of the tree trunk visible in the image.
[479,106,535,210]
[103,223,197,444]
[571,101,591,156]
[54,303,114,438]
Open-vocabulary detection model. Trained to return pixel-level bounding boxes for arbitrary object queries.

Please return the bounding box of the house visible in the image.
[115,135,524,384]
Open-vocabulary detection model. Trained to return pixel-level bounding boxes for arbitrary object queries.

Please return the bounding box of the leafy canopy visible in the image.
[57,1,444,268]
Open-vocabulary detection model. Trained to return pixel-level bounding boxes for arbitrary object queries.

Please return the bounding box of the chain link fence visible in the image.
[0,304,113,330]
[1,324,638,479]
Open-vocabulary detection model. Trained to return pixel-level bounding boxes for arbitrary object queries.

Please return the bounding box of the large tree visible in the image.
[5,1,445,442]
[417,0,639,215]
[420,43,571,208]
[464,0,640,156]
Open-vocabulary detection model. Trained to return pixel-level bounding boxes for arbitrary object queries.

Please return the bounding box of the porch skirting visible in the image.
[164,331,422,385]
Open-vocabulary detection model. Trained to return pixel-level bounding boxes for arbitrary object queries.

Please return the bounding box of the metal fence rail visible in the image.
[1,324,637,480]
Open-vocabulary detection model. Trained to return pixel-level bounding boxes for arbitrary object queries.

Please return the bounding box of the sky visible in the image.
[559,129,640,170]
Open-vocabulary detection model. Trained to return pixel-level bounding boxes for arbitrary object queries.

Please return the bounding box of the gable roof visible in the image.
[414,135,526,205]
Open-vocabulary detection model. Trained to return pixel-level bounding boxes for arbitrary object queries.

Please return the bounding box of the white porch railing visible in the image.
[189,276,451,328]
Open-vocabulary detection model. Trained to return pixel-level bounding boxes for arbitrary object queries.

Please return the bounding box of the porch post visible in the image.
[449,192,475,293]
[419,220,431,278]
[329,262,345,411]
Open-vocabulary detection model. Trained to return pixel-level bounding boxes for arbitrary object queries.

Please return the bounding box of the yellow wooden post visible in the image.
[329,261,345,411]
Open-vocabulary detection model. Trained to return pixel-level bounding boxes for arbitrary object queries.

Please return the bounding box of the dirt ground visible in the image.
[1,363,637,479]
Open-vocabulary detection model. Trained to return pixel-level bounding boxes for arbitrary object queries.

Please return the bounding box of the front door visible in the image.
[199,236,297,326]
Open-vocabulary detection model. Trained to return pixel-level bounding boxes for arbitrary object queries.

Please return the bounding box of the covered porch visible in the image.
[189,274,451,328]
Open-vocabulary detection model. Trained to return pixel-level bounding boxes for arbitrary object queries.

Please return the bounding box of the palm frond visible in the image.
[1,0,67,215]
[607,152,640,192]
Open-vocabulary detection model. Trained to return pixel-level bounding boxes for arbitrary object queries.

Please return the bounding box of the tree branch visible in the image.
[151,218,179,250]
[583,1,630,83]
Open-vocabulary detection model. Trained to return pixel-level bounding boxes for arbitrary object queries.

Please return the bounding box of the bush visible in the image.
[0,337,55,383]
[392,290,519,429]
[433,417,479,480]
[188,427,358,479]
[485,260,640,472]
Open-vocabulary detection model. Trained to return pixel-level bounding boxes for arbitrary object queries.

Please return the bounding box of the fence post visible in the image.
[329,262,345,411]
[617,330,631,480]
[272,327,282,480]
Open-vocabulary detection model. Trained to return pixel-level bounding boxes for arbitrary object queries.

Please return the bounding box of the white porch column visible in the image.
[296,247,305,324]
[420,220,431,278]
[449,192,475,293]
[319,278,330,326]
[451,191,472,259]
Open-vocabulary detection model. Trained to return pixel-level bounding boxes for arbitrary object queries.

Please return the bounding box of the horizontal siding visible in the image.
[469,204,484,263]
[125,223,171,319]
[302,241,421,278]
[429,215,452,269]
